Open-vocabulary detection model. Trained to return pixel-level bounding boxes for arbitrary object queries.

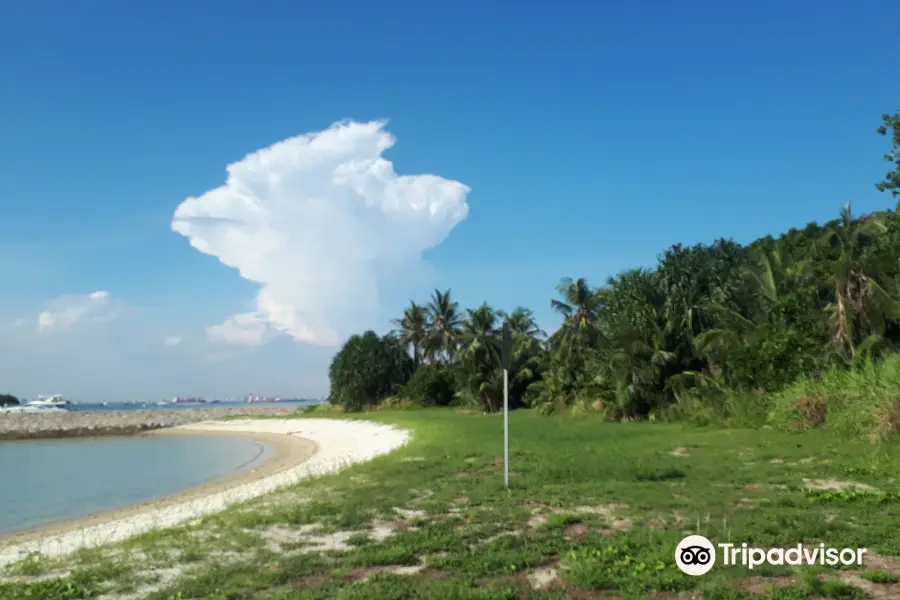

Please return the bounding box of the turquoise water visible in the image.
[0,435,274,534]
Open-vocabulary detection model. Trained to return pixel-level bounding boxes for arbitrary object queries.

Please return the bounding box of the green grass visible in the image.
[3,409,900,599]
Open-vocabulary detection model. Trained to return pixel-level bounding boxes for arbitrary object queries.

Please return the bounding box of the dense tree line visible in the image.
[328,109,900,418]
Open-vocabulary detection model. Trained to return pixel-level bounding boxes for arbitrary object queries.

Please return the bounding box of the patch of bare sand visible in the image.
[96,567,184,600]
[803,479,877,492]
[260,519,396,554]
[527,504,631,532]
[528,564,559,590]
[737,575,798,594]
[0,568,71,584]
[862,552,900,573]
[470,530,522,549]
[345,563,425,582]
[738,570,898,600]
[394,507,427,519]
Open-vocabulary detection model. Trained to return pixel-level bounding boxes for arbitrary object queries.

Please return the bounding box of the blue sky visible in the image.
[1,0,898,402]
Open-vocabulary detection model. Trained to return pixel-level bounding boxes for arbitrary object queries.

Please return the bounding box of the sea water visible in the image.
[0,434,274,534]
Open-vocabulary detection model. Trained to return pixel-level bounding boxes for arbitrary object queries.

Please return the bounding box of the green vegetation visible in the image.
[328,331,414,412]
[4,410,900,598]
[0,394,18,407]
[326,109,900,444]
[876,110,900,197]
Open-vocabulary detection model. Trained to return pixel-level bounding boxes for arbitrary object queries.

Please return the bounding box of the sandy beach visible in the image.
[0,418,409,567]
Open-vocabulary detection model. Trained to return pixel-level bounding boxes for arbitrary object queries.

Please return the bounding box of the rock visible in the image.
[0,406,303,440]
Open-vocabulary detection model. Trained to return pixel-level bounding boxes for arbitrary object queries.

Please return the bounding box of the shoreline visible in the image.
[0,428,318,548]
[0,418,409,568]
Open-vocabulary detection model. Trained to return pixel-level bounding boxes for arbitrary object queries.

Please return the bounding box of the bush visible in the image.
[536,401,556,416]
[399,364,457,407]
[328,331,415,411]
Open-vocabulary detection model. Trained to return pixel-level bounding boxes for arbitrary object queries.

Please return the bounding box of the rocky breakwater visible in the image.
[0,406,304,441]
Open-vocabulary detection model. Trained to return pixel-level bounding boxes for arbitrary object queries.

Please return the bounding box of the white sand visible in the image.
[0,418,409,568]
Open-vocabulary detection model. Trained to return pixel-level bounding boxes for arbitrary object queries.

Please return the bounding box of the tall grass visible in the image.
[665,388,772,429]
[769,353,900,442]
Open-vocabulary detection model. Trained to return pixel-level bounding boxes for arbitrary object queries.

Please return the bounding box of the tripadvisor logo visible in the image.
[676,535,716,576]
[675,535,867,576]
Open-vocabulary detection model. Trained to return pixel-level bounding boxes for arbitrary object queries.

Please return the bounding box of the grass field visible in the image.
[3,409,900,599]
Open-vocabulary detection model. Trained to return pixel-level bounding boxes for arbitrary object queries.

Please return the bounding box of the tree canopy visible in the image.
[876,109,900,197]
[328,109,900,419]
[327,331,414,411]
[0,394,19,407]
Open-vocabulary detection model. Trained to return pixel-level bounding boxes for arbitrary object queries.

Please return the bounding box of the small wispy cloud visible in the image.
[172,119,470,347]
[163,335,184,347]
[37,290,117,332]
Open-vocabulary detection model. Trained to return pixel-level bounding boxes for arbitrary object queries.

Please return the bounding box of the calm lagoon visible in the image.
[0,434,273,534]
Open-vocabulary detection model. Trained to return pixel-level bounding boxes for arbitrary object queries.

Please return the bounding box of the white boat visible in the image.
[25,395,71,410]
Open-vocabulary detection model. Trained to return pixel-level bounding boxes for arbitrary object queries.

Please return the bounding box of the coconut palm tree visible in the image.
[471,334,543,413]
[391,301,429,367]
[551,277,603,357]
[498,306,546,340]
[551,278,601,328]
[818,201,900,355]
[458,303,501,364]
[425,288,461,364]
[456,303,543,412]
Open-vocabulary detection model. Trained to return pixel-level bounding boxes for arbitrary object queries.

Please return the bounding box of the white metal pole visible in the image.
[503,367,509,489]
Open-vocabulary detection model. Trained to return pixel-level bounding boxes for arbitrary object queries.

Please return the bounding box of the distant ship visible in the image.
[172,397,207,405]
[246,394,282,404]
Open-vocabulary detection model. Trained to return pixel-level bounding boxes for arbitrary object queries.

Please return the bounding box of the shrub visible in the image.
[328,331,415,411]
[399,364,457,407]
[536,401,556,416]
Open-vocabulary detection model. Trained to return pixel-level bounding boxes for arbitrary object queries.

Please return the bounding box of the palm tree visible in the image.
[551,278,600,328]
[473,334,543,412]
[456,304,542,413]
[425,289,461,363]
[551,277,603,356]
[391,301,429,367]
[743,244,811,307]
[817,202,900,355]
[458,303,501,364]
[499,307,546,340]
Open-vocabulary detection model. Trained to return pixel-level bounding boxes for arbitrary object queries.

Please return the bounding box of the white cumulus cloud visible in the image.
[172,120,470,346]
[206,313,269,346]
[163,335,184,347]
[37,290,116,332]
